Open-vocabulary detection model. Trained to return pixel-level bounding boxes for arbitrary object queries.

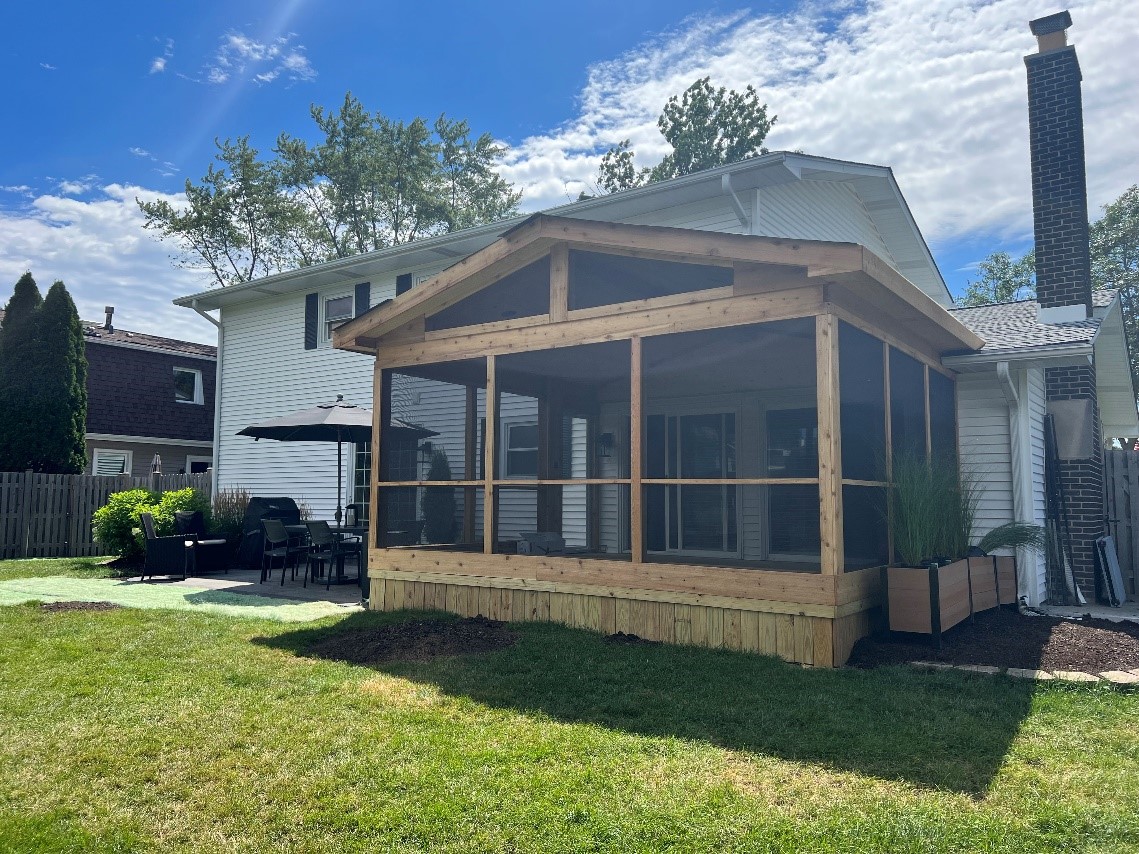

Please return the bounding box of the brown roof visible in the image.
[0,309,216,359]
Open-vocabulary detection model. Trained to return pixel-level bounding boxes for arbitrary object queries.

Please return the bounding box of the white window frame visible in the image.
[499,418,539,480]
[173,367,204,405]
[322,293,355,343]
[92,448,133,476]
[185,455,212,474]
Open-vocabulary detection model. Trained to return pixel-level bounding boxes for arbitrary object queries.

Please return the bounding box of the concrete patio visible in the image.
[129,568,366,608]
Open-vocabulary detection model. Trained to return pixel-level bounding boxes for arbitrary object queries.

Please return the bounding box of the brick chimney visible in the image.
[1026,10,1092,323]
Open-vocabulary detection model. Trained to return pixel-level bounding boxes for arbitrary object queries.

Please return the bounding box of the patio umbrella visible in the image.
[237,395,436,527]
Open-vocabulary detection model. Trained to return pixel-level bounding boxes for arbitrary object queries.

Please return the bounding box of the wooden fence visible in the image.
[0,471,212,559]
[1104,449,1138,598]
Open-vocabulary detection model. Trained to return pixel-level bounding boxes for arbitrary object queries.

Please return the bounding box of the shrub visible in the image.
[212,487,251,539]
[92,489,157,561]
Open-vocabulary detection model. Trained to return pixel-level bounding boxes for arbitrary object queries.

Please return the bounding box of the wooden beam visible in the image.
[374,287,824,368]
[924,364,932,458]
[882,342,894,565]
[816,314,843,575]
[369,361,384,550]
[630,337,644,564]
[550,243,569,323]
[484,355,497,555]
[463,385,477,543]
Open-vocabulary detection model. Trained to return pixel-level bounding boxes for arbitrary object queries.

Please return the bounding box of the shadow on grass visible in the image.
[257,610,1038,795]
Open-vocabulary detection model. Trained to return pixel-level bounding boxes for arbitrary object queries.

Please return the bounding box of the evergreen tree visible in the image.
[0,273,44,471]
[420,449,456,544]
[35,282,87,473]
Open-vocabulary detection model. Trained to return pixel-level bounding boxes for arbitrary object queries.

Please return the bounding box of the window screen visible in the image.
[889,348,926,465]
[838,322,885,481]
[929,370,957,466]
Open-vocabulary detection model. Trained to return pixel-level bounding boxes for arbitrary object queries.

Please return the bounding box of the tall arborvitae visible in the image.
[0,273,44,471]
[35,281,87,473]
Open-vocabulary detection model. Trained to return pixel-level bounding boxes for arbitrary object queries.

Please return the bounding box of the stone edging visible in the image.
[910,661,1139,685]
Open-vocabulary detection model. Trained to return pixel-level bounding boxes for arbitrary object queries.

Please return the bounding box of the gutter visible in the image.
[192,299,223,501]
[942,341,1093,369]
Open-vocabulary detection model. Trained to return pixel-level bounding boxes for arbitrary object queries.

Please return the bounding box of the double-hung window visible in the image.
[324,295,354,341]
[501,421,539,479]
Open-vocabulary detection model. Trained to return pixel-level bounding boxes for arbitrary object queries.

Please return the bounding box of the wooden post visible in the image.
[549,243,569,323]
[484,354,497,554]
[463,384,477,543]
[630,337,644,564]
[369,362,387,550]
[816,315,843,574]
[882,342,893,566]
[923,364,932,459]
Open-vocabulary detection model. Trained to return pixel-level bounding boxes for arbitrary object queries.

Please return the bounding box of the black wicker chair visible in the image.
[139,512,189,580]
[174,511,231,576]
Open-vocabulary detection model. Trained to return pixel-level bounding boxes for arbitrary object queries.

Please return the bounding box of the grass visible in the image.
[2,560,1139,852]
[0,555,121,582]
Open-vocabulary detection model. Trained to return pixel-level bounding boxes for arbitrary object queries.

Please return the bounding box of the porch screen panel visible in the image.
[843,484,889,570]
[928,370,957,466]
[425,257,550,332]
[889,347,926,466]
[375,486,484,548]
[838,322,886,482]
[568,251,732,311]
[642,319,818,571]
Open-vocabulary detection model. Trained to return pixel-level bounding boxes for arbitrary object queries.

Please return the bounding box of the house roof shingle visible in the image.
[947,290,1116,355]
[0,310,216,359]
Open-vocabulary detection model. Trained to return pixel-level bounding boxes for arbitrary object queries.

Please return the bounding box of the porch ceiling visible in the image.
[332,214,983,358]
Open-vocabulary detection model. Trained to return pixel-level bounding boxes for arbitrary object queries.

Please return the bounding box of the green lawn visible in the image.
[1,559,1138,852]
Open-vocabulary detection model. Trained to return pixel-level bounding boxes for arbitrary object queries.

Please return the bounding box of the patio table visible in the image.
[285,523,367,586]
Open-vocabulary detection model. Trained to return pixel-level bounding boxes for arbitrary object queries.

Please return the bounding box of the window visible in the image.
[186,455,212,474]
[93,449,132,476]
[502,421,539,478]
[324,294,354,340]
[174,367,203,404]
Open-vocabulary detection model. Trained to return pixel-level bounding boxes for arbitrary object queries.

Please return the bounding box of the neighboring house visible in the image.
[0,306,218,475]
[81,308,216,476]
[175,11,1135,662]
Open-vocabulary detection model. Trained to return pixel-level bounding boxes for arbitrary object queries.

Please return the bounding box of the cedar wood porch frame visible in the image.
[336,215,982,665]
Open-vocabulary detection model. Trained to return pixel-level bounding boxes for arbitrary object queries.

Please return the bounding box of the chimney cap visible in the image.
[1030,10,1072,36]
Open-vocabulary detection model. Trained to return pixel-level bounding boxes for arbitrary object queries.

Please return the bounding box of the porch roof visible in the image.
[332,214,983,357]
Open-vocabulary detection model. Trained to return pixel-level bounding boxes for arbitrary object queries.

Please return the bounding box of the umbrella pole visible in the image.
[335,427,343,529]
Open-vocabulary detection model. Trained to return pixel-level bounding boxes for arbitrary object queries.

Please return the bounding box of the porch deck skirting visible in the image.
[368,549,882,667]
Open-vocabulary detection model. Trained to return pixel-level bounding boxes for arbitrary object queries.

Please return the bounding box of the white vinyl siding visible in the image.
[1026,368,1049,601]
[956,372,1016,541]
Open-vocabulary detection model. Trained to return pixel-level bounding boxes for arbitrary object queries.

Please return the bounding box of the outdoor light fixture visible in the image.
[596,432,615,459]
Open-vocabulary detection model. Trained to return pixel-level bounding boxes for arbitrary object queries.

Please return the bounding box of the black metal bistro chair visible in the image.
[303,521,363,589]
[261,518,306,584]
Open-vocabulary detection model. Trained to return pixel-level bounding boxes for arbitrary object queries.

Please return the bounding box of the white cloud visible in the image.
[40,62,56,71]
[150,38,174,74]
[0,185,32,195]
[199,31,316,86]
[56,176,99,196]
[0,184,217,345]
[500,0,1137,251]
[128,147,151,158]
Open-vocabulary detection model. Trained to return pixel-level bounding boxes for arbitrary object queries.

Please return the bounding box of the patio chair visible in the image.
[139,512,188,581]
[261,518,306,585]
[304,520,364,590]
[174,511,231,576]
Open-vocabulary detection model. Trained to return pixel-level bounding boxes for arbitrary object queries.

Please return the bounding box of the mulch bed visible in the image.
[40,601,123,613]
[309,616,519,664]
[849,606,1139,672]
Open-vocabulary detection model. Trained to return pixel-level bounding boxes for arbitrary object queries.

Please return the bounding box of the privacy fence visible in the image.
[0,471,212,559]
[1104,448,1139,599]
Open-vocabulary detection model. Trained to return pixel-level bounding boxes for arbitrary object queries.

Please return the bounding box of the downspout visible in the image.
[722,174,752,234]
[997,361,1038,604]
[192,299,223,502]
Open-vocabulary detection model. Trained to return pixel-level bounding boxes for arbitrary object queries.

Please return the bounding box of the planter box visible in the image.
[887,556,1018,646]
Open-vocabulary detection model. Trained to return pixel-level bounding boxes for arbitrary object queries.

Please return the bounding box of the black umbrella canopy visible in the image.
[237,395,438,443]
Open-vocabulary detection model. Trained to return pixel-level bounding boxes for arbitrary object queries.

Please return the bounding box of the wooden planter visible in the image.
[886,556,1018,647]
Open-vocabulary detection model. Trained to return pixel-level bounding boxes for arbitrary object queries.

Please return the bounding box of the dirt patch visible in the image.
[40,601,123,613]
[604,632,659,646]
[849,607,1139,672]
[309,616,518,664]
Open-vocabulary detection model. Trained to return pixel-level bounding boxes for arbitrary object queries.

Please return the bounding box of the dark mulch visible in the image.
[849,606,1139,672]
[41,601,123,613]
[604,632,659,646]
[310,616,519,665]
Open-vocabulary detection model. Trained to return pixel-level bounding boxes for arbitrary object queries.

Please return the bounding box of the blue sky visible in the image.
[0,0,1134,343]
